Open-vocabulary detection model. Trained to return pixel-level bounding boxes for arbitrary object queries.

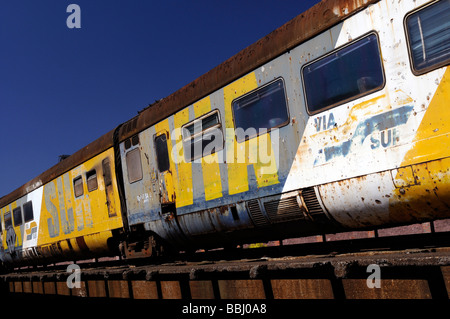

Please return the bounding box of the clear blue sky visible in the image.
[0,0,320,198]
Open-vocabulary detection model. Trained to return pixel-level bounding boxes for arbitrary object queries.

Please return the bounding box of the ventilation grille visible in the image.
[264,196,305,222]
[247,200,269,227]
[302,187,328,223]
[247,187,329,227]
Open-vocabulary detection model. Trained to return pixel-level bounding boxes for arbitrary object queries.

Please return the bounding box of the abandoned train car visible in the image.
[1,0,449,265]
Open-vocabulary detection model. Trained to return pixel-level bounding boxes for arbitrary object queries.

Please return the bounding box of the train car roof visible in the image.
[0,0,379,208]
[0,129,115,208]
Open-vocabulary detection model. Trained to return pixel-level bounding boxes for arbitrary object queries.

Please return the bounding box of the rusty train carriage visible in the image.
[1,0,449,265]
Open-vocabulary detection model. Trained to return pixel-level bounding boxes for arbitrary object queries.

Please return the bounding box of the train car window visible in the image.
[302,33,385,114]
[126,148,143,183]
[86,170,98,192]
[23,201,34,222]
[405,0,450,75]
[232,78,289,142]
[74,176,84,197]
[102,158,112,186]
[13,207,22,227]
[155,134,171,171]
[4,212,12,229]
[182,110,224,161]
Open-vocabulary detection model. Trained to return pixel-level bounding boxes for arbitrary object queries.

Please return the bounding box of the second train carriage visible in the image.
[0,133,125,265]
[1,0,449,265]
[117,0,450,256]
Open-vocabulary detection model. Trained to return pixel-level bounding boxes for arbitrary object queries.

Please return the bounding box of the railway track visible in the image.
[2,228,450,301]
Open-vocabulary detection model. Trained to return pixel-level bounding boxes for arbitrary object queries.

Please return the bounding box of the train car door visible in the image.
[102,157,117,217]
[153,130,177,219]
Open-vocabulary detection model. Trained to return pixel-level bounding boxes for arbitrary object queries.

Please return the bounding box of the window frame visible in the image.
[154,132,171,172]
[301,32,386,115]
[73,176,84,198]
[181,109,224,162]
[13,207,22,227]
[231,77,290,143]
[23,201,34,223]
[125,147,143,184]
[86,169,98,192]
[404,0,450,76]
[4,212,12,229]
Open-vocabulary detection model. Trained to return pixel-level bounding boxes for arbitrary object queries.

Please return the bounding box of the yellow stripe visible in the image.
[252,132,280,188]
[390,68,450,222]
[223,74,257,195]
[401,68,450,165]
[223,73,280,194]
[173,108,194,207]
[194,96,223,201]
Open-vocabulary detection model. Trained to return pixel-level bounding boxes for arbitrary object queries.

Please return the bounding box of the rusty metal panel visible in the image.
[218,280,266,299]
[343,279,432,299]
[44,281,56,295]
[56,281,70,296]
[88,280,107,298]
[23,281,33,294]
[189,281,215,299]
[161,281,182,299]
[319,157,450,228]
[131,281,159,299]
[14,281,22,293]
[108,280,130,298]
[271,279,334,299]
[32,281,44,294]
[72,281,88,297]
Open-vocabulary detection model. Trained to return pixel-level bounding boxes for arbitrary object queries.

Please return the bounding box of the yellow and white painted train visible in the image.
[1,0,449,266]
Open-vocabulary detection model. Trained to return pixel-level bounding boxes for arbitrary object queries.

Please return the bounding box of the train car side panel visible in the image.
[37,148,123,260]
[0,187,43,264]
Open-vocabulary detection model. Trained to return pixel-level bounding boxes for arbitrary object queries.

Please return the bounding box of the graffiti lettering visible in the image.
[44,181,60,238]
[44,173,93,238]
[314,113,336,132]
[370,128,399,150]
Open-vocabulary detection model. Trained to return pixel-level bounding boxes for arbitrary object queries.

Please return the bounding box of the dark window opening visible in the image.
[155,133,171,172]
[23,201,34,223]
[182,110,224,161]
[4,212,12,229]
[13,207,22,227]
[102,158,112,187]
[232,78,289,142]
[230,206,239,221]
[302,33,385,114]
[131,135,140,146]
[405,0,450,74]
[86,169,98,192]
